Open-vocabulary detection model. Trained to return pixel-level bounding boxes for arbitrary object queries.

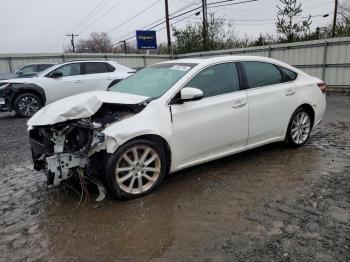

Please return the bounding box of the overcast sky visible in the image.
[0,0,335,53]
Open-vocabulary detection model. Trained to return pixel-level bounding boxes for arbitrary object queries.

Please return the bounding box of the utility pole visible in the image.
[332,0,338,37]
[66,33,79,52]
[202,0,208,50]
[120,40,127,54]
[164,0,171,52]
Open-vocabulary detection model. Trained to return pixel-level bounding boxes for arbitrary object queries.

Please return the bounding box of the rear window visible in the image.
[280,67,297,82]
[84,62,112,74]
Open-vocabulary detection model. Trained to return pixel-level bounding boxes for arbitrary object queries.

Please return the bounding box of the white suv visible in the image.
[0,60,133,116]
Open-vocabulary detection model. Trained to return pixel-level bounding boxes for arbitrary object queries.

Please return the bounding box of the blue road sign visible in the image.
[136,30,157,49]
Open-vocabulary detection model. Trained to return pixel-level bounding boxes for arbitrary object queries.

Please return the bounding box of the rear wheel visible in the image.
[14,93,42,117]
[104,139,166,200]
[285,107,312,147]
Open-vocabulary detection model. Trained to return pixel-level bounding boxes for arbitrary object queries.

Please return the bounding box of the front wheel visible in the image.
[14,93,42,117]
[104,139,166,200]
[285,108,312,147]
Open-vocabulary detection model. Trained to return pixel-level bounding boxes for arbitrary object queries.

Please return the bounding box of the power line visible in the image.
[111,1,203,42]
[47,0,112,51]
[78,0,124,35]
[207,0,258,9]
[108,0,162,34]
[70,0,111,33]
[211,0,334,12]
[117,14,195,47]
[114,0,260,46]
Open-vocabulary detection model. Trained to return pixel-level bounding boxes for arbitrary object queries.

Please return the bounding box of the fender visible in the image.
[9,83,46,108]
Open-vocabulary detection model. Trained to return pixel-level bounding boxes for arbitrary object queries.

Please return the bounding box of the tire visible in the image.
[13,92,42,117]
[104,139,166,200]
[285,107,312,148]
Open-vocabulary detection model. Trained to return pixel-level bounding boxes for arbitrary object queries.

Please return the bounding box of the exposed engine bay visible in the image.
[28,102,148,200]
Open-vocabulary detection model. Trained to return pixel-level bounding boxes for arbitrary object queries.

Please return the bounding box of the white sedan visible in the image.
[28,56,326,200]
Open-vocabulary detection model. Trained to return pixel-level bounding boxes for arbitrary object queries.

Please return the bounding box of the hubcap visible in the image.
[115,145,161,195]
[291,112,311,144]
[18,96,39,116]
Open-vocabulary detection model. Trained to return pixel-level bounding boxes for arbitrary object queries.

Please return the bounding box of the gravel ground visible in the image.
[0,93,349,261]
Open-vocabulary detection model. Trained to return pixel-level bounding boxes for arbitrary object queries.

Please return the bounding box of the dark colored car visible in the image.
[0,63,55,80]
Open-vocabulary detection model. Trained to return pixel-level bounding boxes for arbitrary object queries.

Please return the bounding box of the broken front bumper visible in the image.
[45,153,87,186]
[29,136,87,186]
[0,97,11,112]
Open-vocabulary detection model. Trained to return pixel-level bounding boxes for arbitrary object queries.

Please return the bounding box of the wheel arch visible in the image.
[298,103,315,128]
[10,84,46,108]
[284,103,315,139]
[112,133,172,174]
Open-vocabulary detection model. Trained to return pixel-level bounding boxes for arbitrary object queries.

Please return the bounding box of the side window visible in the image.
[242,61,282,88]
[37,64,53,71]
[84,62,109,74]
[186,63,240,98]
[19,65,36,74]
[49,63,81,77]
[279,66,297,82]
[106,63,115,72]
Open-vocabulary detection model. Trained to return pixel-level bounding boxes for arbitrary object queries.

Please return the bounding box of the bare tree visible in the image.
[276,0,311,42]
[76,32,114,53]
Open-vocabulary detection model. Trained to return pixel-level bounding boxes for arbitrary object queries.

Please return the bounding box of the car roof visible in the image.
[159,55,300,72]
[20,63,56,66]
[161,55,283,65]
[62,60,118,64]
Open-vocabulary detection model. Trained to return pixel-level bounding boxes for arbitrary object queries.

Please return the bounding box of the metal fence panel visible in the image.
[0,37,349,88]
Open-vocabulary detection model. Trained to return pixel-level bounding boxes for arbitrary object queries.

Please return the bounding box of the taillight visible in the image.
[317,82,327,94]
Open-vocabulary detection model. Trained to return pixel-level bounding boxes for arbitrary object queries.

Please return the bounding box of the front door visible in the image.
[170,62,248,168]
[41,62,84,103]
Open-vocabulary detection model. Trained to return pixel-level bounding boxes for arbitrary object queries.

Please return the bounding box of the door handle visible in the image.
[75,80,83,83]
[285,89,295,96]
[232,101,246,108]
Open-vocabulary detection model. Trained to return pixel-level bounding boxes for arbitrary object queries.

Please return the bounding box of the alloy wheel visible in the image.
[291,112,311,144]
[18,96,40,116]
[115,145,161,195]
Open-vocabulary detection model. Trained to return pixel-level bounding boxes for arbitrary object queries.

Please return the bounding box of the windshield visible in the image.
[36,64,60,77]
[110,63,197,98]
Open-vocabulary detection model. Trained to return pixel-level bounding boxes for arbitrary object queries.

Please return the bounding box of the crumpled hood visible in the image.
[27,90,149,126]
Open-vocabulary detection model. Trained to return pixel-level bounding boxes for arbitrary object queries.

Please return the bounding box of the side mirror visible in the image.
[50,71,63,78]
[174,87,203,104]
[16,71,23,76]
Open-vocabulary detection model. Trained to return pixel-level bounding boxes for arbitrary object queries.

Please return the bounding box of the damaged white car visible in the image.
[27,56,326,200]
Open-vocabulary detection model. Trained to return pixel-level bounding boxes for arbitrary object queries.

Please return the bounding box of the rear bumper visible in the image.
[314,95,326,128]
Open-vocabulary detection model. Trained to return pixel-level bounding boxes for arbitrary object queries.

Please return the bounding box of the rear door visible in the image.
[170,62,248,167]
[241,61,299,145]
[81,62,115,91]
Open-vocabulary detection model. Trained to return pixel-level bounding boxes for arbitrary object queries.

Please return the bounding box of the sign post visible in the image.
[136,30,157,51]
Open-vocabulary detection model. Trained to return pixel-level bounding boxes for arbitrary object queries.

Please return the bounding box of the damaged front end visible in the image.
[28,102,146,198]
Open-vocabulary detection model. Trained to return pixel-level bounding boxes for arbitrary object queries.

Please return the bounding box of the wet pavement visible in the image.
[0,93,349,261]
